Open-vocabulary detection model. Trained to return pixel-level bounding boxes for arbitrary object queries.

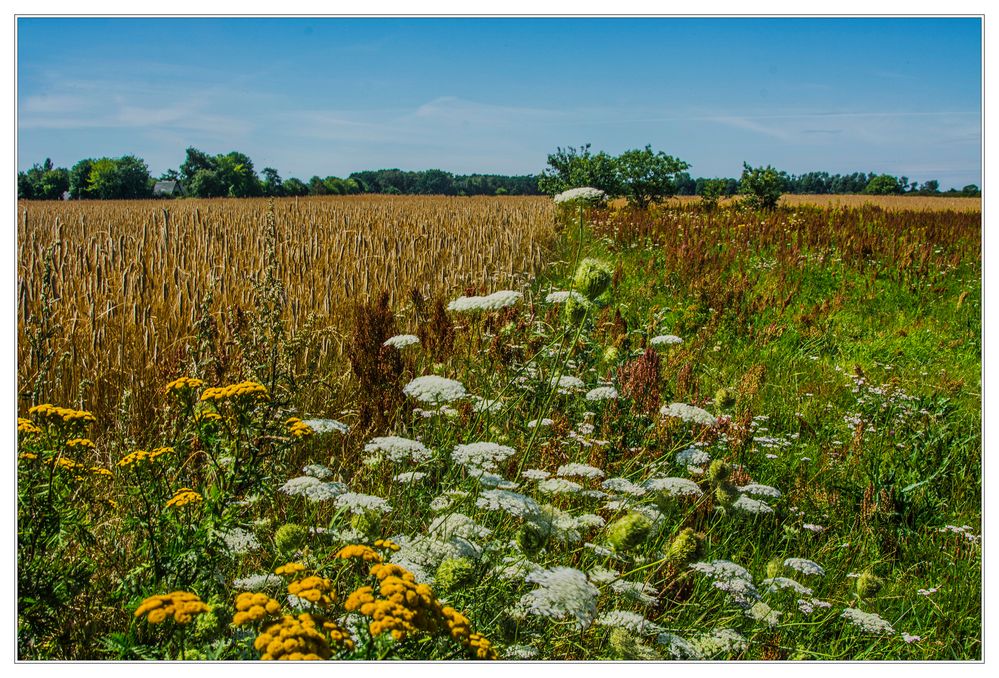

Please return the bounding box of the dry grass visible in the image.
[17,195,555,424]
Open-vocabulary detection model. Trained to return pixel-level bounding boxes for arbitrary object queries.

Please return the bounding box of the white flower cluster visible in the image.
[602,477,646,496]
[739,483,782,499]
[233,573,283,591]
[761,576,813,596]
[797,598,832,615]
[279,475,349,502]
[841,608,896,635]
[594,610,663,636]
[521,468,550,480]
[452,441,516,471]
[522,566,600,629]
[447,290,523,312]
[472,396,503,413]
[472,470,519,490]
[550,374,585,392]
[429,512,492,541]
[660,402,716,427]
[676,446,711,466]
[335,492,392,515]
[732,494,775,515]
[545,290,588,304]
[691,629,748,658]
[429,490,468,512]
[746,600,781,626]
[537,478,583,495]
[553,186,606,204]
[585,386,618,401]
[402,375,468,404]
[219,528,260,555]
[393,471,427,484]
[557,463,605,479]
[302,418,349,434]
[784,557,825,576]
[691,560,759,604]
[364,436,432,463]
[649,334,683,347]
[476,489,542,520]
[657,632,702,660]
[643,477,703,497]
[302,464,333,480]
[383,334,420,349]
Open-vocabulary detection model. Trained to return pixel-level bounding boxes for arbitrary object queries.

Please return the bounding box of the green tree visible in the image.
[17,158,69,200]
[739,162,785,210]
[69,159,95,199]
[537,144,622,196]
[615,145,691,208]
[697,178,729,212]
[281,177,309,196]
[863,174,904,195]
[961,184,981,197]
[261,167,284,197]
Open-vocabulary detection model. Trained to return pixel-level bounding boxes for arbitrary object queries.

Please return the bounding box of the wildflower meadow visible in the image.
[16,191,981,661]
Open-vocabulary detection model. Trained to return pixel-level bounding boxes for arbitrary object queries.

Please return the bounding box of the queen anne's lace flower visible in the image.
[448,290,523,312]
[649,334,683,347]
[553,186,606,204]
[537,477,584,495]
[364,436,432,463]
[522,567,600,629]
[452,441,516,471]
[675,447,711,466]
[393,471,426,484]
[233,573,283,591]
[335,492,391,515]
[762,577,813,596]
[521,469,550,480]
[738,483,782,499]
[690,629,747,658]
[545,290,588,304]
[219,528,260,555]
[302,481,348,502]
[550,375,585,392]
[302,418,349,434]
[784,557,825,576]
[643,477,703,497]
[302,464,333,480]
[383,334,420,349]
[841,608,895,635]
[660,403,716,426]
[557,463,604,479]
[585,386,618,401]
[602,477,646,496]
[476,489,542,520]
[732,495,774,514]
[402,375,468,404]
[595,610,663,635]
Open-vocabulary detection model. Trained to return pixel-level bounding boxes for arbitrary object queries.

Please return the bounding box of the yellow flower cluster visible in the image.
[28,404,96,425]
[66,438,96,449]
[195,411,222,424]
[117,446,173,468]
[201,381,269,402]
[253,613,354,660]
[45,456,85,472]
[334,544,383,563]
[165,376,205,394]
[18,417,42,435]
[275,562,306,576]
[90,466,114,477]
[19,452,38,461]
[134,591,210,625]
[285,417,314,438]
[233,592,282,626]
[288,575,336,606]
[344,563,496,658]
[374,538,401,552]
[166,487,203,508]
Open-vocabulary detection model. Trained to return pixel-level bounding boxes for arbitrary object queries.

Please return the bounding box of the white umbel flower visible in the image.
[383,334,420,349]
[302,418,349,434]
[452,441,516,471]
[476,489,542,520]
[550,375,585,392]
[233,573,283,591]
[675,447,711,466]
[335,492,391,515]
[219,528,260,555]
[602,477,646,496]
[302,464,333,480]
[553,187,606,204]
[762,576,813,596]
[522,567,600,629]
[841,608,896,635]
[403,375,468,404]
[732,495,775,514]
[545,290,588,304]
[660,403,716,426]
[784,557,825,577]
[448,290,522,312]
[739,483,782,499]
[537,478,584,495]
[585,386,619,401]
[364,436,432,463]
[556,463,605,479]
[393,471,427,484]
[279,475,322,496]
[643,477,703,497]
[649,334,683,347]
[594,610,663,635]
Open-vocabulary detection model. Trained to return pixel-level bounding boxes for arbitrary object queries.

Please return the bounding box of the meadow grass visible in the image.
[16,197,980,660]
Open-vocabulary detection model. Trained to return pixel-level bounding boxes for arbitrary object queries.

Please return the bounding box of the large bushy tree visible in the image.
[615,145,691,208]
[67,155,151,200]
[18,158,69,200]
[739,162,786,210]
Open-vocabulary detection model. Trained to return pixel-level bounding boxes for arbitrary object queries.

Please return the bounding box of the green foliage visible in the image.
[18,158,69,200]
[697,177,730,211]
[864,174,905,195]
[605,512,652,552]
[615,145,691,208]
[572,258,613,303]
[537,144,623,197]
[180,148,261,198]
[68,155,152,200]
[739,162,785,210]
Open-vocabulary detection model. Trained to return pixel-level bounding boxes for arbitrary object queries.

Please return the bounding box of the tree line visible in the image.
[18,145,980,200]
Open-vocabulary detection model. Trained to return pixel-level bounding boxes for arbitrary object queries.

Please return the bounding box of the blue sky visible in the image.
[17,17,983,188]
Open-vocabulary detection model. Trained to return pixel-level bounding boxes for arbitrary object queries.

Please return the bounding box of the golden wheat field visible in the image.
[17,195,556,428]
